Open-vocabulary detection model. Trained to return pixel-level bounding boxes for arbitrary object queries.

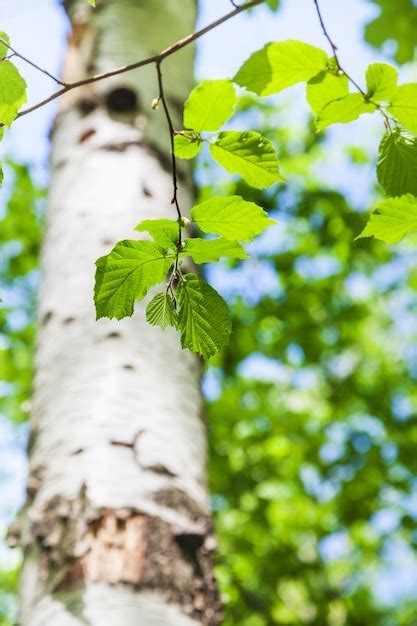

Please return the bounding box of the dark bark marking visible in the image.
[41,311,53,326]
[106,87,139,114]
[77,97,97,116]
[54,159,68,170]
[110,439,134,449]
[78,128,96,143]
[154,487,207,525]
[71,448,84,456]
[144,463,177,477]
[99,140,143,152]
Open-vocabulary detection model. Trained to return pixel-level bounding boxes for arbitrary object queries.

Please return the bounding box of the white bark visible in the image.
[18,2,219,624]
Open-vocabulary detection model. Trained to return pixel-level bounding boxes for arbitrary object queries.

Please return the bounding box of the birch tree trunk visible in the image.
[15,2,220,624]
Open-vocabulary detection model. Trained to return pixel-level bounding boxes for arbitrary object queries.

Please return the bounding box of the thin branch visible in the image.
[312,0,393,126]
[0,38,66,86]
[13,0,266,122]
[155,60,182,232]
[312,0,365,96]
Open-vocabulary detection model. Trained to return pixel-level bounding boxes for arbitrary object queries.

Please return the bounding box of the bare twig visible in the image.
[13,0,266,122]
[155,60,182,231]
[0,38,66,86]
[312,0,366,96]
[312,0,393,125]
[156,58,184,280]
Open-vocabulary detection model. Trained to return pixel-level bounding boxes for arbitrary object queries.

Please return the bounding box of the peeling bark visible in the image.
[18,1,220,624]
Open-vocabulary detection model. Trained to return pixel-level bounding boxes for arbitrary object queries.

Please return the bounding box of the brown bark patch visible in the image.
[81,511,147,584]
[28,495,221,625]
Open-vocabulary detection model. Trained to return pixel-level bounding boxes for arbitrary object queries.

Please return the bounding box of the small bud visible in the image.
[180,241,186,250]
[180,216,191,227]
[151,97,160,110]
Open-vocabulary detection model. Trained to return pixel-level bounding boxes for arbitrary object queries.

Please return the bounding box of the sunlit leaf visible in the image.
[0,32,10,59]
[181,237,248,264]
[174,134,203,159]
[210,130,284,189]
[307,62,349,113]
[357,193,417,243]
[377,131,417,196]
[316,93,376,130]
[184,80,238,132]
[95,240,174,319]
[0,61,27,127]
[135,218,179,250]
[191,195,276,242]
[388,83,417,134]
[366,62,398,102]
[177,273,231,360]
[234,40,327,96]
[146,292,177,329]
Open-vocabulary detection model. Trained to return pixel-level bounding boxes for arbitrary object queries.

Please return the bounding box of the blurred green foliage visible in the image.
[0,163,42,623]
[0,162,43,424]
[0,566,19,625]
[206,101,417,624]
[365,0,417,63]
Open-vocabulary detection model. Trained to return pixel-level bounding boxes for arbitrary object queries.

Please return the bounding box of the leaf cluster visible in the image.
[95,196,275,360]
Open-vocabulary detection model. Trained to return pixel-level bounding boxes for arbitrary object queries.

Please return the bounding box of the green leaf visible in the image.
[191,195,276,242]
[377,131,417,197]
[94,240,174,320]
[146,292,177,329]
[174,134,202,159]
[0,32,10,59]
[266,0,280,9]
[87,0,96,5]
[316,93,376,130]
[366,62,398,102]
[181,237,248,264]
[183,80,238,132]
[234,40,327,96]
[210,130,284,189]
[306,63,349,113]
[357,194,417,243]
[135,218,179,250]
[388,83,417,135]
[176,274,232,360]
[0,61,27,127]
[0,127,3,187]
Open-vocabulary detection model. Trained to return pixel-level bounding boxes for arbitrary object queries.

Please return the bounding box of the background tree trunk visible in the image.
[16,1,220,624]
